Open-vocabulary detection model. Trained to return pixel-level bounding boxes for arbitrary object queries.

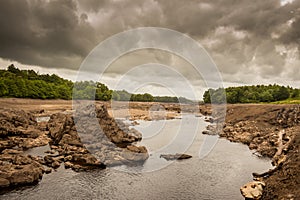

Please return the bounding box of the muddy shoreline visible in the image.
[201,104,300,199]
[0,98,299,199]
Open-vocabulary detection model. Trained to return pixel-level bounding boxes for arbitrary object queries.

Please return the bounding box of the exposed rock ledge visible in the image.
[0,104,149,189]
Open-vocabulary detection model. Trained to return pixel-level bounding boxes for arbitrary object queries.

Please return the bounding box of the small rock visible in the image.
[0,178,10,187]
[160,153,192,161]
[131,121,140,126]
[64,161,73,169]
[50,145,58,149]
[44,168,52,174]
[64,155,73,162]
[51,161,60,169]
[240,181,265,199]
[202,130,215,135]
[45,150,56,154]
[2,149,23,154]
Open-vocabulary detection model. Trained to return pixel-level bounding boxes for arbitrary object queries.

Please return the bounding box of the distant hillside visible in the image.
[203,85,300,104]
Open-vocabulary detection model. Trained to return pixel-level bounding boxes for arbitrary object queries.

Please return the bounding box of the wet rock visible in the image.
[0,104,148,179]
[202,124,223,135]
[48,113,72,144]
[43,167,52,174]
[104,159,124,167]
[50,145,58,149]
[64,155,73,162]
[51,160,60,169]
[46,104,149,169]
[0,109,49,150]
[126,145,147,153]
[0,110,35,136]
[240,181,265,199]
[44,155,54,164]
[59,133,82,147]
[2,149,23,154]
[202,130,215,135]
[64,161,73,169]
[0,177,10,187]
[131,121,140,126]
[0,154,44,188]
[204,117,212,122]
[14,155,33,165]
[45,149,56,154]
[8,163,43,186]
[160,153,192,161]
[71,153,98,165]
[121,145,149,162]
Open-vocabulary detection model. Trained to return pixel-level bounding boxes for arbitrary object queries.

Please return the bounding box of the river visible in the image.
[1,114,272,200]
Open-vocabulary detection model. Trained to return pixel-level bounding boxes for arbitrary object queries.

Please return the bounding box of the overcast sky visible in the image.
[0,0,299,100]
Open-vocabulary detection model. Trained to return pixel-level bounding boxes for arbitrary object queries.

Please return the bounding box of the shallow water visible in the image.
[1,115,272,200]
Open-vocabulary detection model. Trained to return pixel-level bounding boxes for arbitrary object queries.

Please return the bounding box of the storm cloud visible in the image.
[0,0,299,98]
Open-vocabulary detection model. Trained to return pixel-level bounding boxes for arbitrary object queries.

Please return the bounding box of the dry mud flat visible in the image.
[202,104,300,200]
[0,98,185,120]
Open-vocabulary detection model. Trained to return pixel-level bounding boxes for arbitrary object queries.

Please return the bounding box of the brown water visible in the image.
[1,115,272,200]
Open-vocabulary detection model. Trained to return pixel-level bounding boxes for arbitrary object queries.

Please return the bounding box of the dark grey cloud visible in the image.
[0,0,299,91]
[0,0,97,68]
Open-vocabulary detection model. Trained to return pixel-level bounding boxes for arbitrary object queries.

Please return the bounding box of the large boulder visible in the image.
[74,104,142,144]
[47,103,149,169]
[48,113,73,144]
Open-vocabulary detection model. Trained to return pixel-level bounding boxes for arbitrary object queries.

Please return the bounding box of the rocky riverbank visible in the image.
[201,104,300,199]
[0,99,298,199]
[0,103,149,190]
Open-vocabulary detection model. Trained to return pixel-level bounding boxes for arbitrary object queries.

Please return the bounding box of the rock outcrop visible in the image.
[0,153,44,188]
[219,106,300,157]
[0,109,49,188]
[47,104,149,168]
[0,109,50,151]
[0,104,149,189]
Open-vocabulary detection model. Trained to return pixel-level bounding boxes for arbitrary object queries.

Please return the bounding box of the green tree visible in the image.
[112,91,120,101]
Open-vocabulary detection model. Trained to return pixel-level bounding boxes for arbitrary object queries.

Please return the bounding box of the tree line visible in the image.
[0,65,193,103]
[112,90,194,103]
[4,65,296,104]
[0,65,112,100]
[203,85,300,104]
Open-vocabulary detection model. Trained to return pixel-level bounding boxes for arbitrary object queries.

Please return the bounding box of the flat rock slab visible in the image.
[160,153,192,161]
